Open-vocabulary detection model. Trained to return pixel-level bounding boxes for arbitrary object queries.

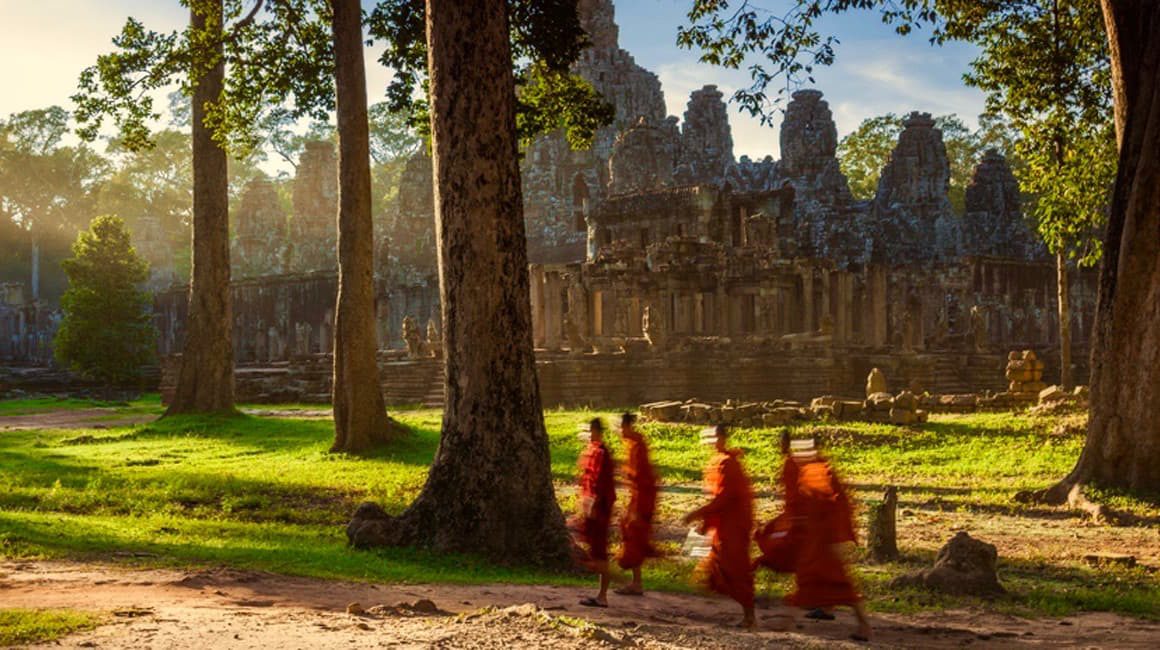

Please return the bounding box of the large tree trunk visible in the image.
[1056,251,1073,390]
[1049,1,1160,497]
[370,0,570,564]
[165,0,234,416]
[329,0,392,453]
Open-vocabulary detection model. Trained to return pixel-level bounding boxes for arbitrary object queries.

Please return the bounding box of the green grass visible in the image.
[1,397,1157,621]
[0,394,163,417]
[0,609,102,647]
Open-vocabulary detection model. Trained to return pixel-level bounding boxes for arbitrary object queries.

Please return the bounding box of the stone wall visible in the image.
[180,346,1085,408]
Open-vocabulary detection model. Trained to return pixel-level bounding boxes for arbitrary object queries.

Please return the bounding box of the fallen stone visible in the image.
[1083,552,1136,568]
[347,602,365,615]
[892,531,1004,596]
[1038,385,1070,404]
[889,407,916,425]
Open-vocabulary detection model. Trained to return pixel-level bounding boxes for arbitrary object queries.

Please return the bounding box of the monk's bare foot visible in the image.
[740,615,757,629]
[579,596,608,608]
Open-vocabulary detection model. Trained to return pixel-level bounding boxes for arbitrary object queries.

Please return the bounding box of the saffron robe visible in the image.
[694,449,755,608]
[754,456,803,573]
[618,434,659,569]
[785,459,862,608]
[576,440,616,562]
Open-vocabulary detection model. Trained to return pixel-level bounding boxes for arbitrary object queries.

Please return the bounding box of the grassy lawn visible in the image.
[0,394,162,417]
[1,397,1157,620]
[0,609,102,647]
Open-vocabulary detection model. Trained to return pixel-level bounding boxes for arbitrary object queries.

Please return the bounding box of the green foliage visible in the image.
[54,216,156,387]
[367,0,614,151]
[952,0,1113,266]
[0,609,102,647]
[678,1,941,123]
[73,0,334,157]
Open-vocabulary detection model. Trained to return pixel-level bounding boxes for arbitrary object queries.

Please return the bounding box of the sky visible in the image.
[0,0,987,161]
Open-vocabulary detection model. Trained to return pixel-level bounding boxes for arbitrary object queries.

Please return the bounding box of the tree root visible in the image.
[1015,480,1134,525]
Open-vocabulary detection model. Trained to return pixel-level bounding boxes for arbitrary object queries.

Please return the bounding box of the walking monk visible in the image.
[683,425,756,628]
[615,412,658,595]
[754,429,802,574]
[786,439,872,641]
[575,418,616,608]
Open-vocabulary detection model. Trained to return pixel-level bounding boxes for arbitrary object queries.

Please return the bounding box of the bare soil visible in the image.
[0,409,155,431]
[2,561,1157,649]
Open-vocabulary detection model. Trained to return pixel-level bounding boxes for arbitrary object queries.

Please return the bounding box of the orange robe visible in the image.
[754,457,802,573]
[575,440,616,562]
[785,458,861,608]
[617,434,659,570]
[695,449,755,608]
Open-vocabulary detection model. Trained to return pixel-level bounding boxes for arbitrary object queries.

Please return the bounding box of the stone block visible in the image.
[641,400,683,422]
[1037,386,1070,404]
[894,390,918,411]
[813,404,835,419]
[810,395,840,409]
[762,411,793,427]
[866,392,894,412]
[889,407,916,425]
[915,409,929,423]
[837,400,864,418]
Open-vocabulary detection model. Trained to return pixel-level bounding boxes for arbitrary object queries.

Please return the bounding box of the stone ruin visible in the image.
[637,358,1077,429]
[147,0,1098,407]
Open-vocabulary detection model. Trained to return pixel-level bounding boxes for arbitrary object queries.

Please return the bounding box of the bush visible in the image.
[54,215,155,390]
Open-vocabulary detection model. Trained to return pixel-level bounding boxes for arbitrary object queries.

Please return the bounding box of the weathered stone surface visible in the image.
[866,368,887,397]
[289,140,338,272]
[676,85,734,185]
[867,485,899,562]
[963,150,1044,259]
[871,112,959,261]
[893,531,1004,596]
[233,177,287,278]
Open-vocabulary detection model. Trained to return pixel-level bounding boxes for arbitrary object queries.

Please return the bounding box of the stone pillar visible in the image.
[833,272,849,344]
[868,266,888,347]
[543,271,563,349]
[530,266,545,348]
[801,268,815,333]
[820,270,832,332]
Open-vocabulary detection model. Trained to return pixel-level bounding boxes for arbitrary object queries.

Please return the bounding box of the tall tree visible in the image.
[952,0,1113,392]
[361,0,609,563]
[680,0,1160,495]
[75,0,334,415]
[174,0,234,414]
[329,0,393,452]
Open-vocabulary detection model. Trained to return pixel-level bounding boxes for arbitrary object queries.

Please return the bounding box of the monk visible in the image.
[754,429,802,574]
[683,424,757,628]
[615,412,658,596]
[785,439,871,641]
[575,418,616,608]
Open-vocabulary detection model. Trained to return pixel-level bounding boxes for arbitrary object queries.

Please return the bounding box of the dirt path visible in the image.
[0,409,156,431]
[1,561,1157,649]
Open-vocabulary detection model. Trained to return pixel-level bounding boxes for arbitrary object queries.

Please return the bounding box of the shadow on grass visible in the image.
[0,510,581,588]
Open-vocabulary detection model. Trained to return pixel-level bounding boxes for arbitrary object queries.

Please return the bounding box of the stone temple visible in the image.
[145,0,1094,406]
